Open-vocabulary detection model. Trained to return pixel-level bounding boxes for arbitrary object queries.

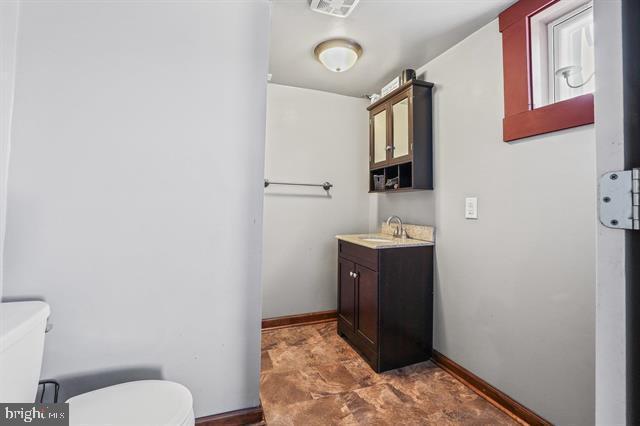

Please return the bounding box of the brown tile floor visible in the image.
[260,321,518,426]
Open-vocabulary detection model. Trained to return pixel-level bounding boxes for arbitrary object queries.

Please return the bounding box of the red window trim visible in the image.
[499,0,595,142]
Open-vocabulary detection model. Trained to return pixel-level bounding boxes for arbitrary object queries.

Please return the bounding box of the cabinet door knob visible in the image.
[386,145,393,151]
[349,272,354,278]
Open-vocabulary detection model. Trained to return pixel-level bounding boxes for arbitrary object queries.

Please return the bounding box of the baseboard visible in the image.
[431,350,551,426]
[262,310,337,330]
[196,405,263,426]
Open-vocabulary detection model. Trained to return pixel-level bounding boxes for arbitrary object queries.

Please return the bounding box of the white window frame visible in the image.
[547,2,594,104]
[530,0,593,108]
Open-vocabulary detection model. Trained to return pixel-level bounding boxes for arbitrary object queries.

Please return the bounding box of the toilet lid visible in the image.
[66,380,193,426]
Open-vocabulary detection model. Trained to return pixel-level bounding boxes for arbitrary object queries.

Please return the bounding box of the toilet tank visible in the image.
[0,301,50,402]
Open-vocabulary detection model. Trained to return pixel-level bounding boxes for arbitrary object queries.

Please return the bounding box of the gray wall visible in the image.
[3,1,270,417]
[262,84,370,318]
[377,20,596,425]
[0,0,20,299]
[375,191,435,226]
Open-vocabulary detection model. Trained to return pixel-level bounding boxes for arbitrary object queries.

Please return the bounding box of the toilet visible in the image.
[0,301,195,426]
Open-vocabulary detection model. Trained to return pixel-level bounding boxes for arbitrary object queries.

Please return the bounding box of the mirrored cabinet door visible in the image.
[392,96,410,159]
[372,109,388,166]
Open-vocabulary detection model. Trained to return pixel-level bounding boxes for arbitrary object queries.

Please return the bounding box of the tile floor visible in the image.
[260,321,518,425]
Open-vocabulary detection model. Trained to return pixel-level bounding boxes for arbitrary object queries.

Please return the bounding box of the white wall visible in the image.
[593,0,626,423]
[262,84,369,318]
[377,20,596,425]
[3,1,270,418]
[0,0,20,300]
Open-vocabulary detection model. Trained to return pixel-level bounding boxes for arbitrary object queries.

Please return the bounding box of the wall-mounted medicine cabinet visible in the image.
[368,80,434,193]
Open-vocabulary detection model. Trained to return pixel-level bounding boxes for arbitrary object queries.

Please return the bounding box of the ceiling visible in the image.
[269,0,515,97]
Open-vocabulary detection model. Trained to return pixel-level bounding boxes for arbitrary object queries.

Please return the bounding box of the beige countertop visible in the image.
[336,233,434,250]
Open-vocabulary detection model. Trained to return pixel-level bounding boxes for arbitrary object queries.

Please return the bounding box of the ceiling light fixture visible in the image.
[314,39,362,73]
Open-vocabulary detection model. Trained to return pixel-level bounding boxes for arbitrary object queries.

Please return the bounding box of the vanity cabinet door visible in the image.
[338,257,356,330]
[355,264,378,348]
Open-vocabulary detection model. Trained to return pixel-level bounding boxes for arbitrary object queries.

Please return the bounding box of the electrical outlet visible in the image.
[465,197,478,219]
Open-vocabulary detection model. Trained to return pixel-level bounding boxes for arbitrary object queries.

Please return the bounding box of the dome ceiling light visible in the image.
[314,39,363,73]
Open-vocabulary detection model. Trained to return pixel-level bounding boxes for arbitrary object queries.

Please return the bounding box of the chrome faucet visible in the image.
[386,215,407,239]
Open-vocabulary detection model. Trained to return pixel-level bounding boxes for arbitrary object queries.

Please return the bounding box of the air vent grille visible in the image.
[309,0,360,18]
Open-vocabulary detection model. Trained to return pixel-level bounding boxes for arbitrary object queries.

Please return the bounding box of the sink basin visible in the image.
[359,236,394,243]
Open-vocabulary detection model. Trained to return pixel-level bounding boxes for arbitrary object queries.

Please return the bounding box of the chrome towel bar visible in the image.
[264,179,333,191]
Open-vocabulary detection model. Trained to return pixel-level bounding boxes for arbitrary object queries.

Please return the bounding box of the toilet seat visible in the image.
[66,380,194,426]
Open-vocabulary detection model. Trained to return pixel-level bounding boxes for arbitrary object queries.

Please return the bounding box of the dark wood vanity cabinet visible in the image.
[368,80,434,193]
[337,240,434,373]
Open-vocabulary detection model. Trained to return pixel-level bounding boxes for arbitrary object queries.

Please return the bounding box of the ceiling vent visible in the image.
[309,0,360,18]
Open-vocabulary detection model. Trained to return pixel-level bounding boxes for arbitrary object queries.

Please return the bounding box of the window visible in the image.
[531,1,594,108]
[549,4,594,103]
[499,0,595,142]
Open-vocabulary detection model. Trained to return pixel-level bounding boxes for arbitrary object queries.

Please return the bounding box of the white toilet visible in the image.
[0,301,195,425]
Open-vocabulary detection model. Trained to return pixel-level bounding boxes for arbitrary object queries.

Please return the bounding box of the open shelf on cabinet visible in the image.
[369,162,417,193]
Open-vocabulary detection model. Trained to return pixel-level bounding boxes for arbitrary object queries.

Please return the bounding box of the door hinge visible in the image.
[599,168,640,230]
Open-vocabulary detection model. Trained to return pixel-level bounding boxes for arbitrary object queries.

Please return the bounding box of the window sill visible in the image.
[503,93,594,141]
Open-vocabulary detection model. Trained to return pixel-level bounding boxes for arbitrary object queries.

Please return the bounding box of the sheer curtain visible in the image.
[0,0,20,299]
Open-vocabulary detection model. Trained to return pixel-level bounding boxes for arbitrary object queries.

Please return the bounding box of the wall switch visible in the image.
[465,197,478,219]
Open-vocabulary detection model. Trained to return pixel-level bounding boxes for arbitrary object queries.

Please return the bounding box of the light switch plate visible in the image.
[465,197,478,219]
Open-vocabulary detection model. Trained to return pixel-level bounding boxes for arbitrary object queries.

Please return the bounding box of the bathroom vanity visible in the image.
[335,232,434,373]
